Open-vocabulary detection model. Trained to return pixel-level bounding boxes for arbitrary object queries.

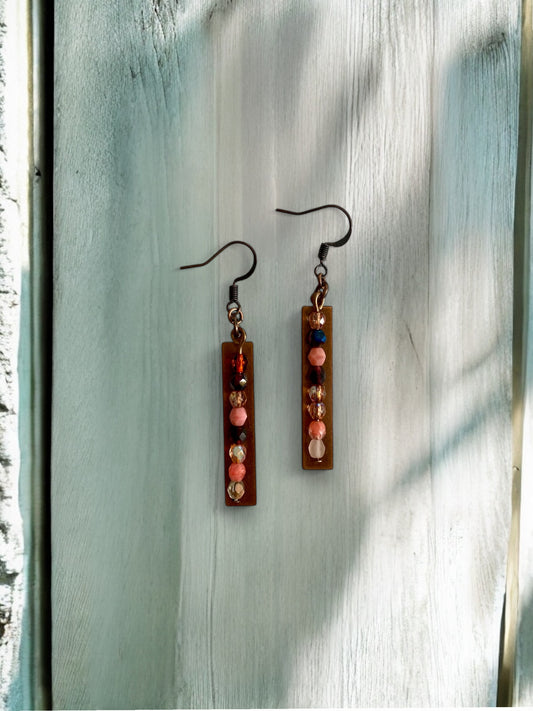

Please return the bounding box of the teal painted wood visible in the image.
[53,1,519,707]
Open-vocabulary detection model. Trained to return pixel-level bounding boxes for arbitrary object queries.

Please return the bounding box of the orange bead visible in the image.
[308,421,326,439]
[308,347,326,366]
[229,463,246,482]
[231,353,248,373]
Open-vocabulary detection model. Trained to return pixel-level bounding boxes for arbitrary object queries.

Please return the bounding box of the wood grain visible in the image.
[53,0,520,707]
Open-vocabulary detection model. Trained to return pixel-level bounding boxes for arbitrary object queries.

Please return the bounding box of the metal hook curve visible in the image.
[275,204,352,262]
[180,240,257,285]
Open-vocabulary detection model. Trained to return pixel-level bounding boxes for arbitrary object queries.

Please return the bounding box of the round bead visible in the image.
[308,347,326,366]
[229,407,247,426]
[307,402,326,420]
[228,462,246,482]
[308,439,326,459]
[229,443,246,463]
[309,366,326,385]
[308,329,327,346]
[231,373,248,391]
[229,425,247,443]
[308,385,326,402]
[231,353,248,373]
[227,481,245,501]
[308,420,326,439]
[308,311,326,329]
[229,390,247,408]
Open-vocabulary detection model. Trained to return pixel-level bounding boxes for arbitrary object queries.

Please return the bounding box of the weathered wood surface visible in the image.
[0,1,30,708]
[53,1,519,707]
[516,1,533,702]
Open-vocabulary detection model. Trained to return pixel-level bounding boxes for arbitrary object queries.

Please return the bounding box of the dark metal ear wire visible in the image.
[180,240,257,347]
[275,204,352,276]
[180,240,257,310]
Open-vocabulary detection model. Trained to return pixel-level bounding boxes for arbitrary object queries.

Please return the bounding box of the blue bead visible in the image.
[308,329,326,346]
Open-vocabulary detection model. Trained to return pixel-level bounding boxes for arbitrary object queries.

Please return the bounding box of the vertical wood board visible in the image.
[53,1,519,707]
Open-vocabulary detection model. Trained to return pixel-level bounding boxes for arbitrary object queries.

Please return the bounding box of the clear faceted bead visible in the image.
[308,385,326,402]
[227,481,245,501]
[307,402,326,420]
[308,310,326,329]
[229,443,247,463]
[229,390,247,408]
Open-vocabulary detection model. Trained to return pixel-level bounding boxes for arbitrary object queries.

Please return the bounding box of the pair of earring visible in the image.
[180,204,352,507]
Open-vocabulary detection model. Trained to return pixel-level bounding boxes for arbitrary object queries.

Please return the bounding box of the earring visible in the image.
[276,205,352,470]
[180,241,258,506]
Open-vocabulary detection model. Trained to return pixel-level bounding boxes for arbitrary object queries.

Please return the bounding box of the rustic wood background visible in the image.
[53,0,522,707]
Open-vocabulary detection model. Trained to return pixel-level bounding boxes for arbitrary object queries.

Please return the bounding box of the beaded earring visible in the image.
[180,241,257,505]
[275,205,352,470]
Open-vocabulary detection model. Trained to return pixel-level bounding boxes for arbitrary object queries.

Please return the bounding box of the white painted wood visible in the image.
[517,240,533,707]
[53,0,519,707]
[516,1,533,698]
[0,0,30,708]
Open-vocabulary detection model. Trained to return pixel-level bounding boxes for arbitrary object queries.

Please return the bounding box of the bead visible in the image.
[227,481,245,501]
[229,407,247,426]
[229,390,247,408]
[229,425,247,443]
[308,420,326,439]
[231,353,248,373]
[308,439,326,459]
[308,347,326,366]
[308,311,326,329]
[308,385,326,402]
[231,373,248,390]
[307,402,326,420]
[309,366,325,385]
[229,443,246,463]
[308,329,326,346]
[228,462,246,482]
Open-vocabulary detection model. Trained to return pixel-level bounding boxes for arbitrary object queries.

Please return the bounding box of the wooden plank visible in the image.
[515,0,533,705]
[53,0,519,707]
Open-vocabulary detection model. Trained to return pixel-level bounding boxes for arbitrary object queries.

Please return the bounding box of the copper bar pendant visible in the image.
[302,305,333,470]
[221,341,257,505]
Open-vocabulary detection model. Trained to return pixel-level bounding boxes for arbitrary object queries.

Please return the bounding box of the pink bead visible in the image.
[229,407,247,426]
[229,462,246,482]
[308,347,326,366]
[308,420,326,440]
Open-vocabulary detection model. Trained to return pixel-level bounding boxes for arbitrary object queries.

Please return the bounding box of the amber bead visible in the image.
[308,385,326,402]
[230,373,248,390]
[231,353,248,373]
[307,402,326,420]
[309,366,325,385]
[308,311,326,329]
[229,390,247,408]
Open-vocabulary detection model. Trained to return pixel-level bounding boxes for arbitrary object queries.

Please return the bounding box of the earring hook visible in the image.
[275,204,352,271]
[180,240,257,307]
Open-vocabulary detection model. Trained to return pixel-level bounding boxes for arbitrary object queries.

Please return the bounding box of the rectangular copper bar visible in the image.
[302,306,333,470]
[221,341,256,506]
